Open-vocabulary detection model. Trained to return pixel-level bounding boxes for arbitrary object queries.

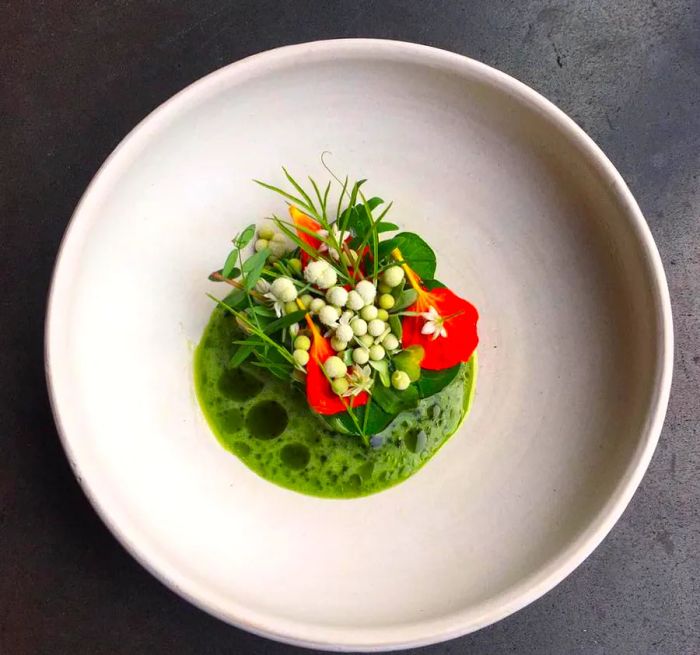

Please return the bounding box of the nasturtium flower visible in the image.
[305,316,368,415]
[395,248,479,370]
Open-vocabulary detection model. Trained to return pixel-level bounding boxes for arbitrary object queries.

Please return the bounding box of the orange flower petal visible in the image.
[289,206,323,253]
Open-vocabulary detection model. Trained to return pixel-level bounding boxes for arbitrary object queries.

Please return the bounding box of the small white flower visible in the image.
[265,294,284,317]
[326,286,348,307]
[270,277,298,303]
[342,364,374,397]
[355,280,377,306]
[421,306,448,340]
[318,224,344,260]
[336,323,354,343]
[346,290,364,311]
[319,305,340,327]
[303,260,337,289]
[255,278,284,317]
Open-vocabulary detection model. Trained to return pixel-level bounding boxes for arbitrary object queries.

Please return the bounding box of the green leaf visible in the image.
[250,304,276,317]
[423,278,446,290]
[272,216,321,260]
[222,288,248,310]
[369,359,390,386]
[344,199,382,238]
[333,402,394,437]
[229,343,255,367]
[388,314,402,340]
[253,347,294,379]
[393,288,418,311]
[348,179,366,209]
[263,310,306,335]
[379,232,436,279]
[376,222,399,233]
[335,176,349,221]
[283,168,317,215]
[234,224,256,249]
[372,383,419,415]
[241,248,270,290]
[365,196,384,211]
[208,269,223,281]
[416,364,462,398]
[222,248,241,278]
[254,179,316,216]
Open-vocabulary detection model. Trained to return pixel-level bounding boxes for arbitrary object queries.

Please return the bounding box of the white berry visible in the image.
[369,344,385,361]
[367,319,386,337]
[382,265,405,288]
[324,356,347,378]
[309,298,326,314]
[352,348,369,365]
[360,305,378,321]
[350,317,368,336]
[392,370,411,390]
[330,337,347,352]
[382,334,400,351]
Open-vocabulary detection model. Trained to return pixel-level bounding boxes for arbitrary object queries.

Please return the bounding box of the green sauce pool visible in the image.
[194,306,477,498]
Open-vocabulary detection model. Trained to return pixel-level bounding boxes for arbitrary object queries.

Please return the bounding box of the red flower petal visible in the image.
[304,316,368,415]
[401,287,479,370]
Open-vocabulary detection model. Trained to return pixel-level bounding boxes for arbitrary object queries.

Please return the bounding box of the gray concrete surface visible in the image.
[1,1,698,653]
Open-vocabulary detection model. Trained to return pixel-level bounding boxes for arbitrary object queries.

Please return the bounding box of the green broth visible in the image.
[194,306,477,498]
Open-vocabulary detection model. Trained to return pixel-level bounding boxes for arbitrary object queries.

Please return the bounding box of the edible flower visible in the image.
[304,315,369,415]
[255,278,284,317]
[395,248,479,370]
[420,306,448,340]
[304,260,337,289]
[342,364,374,398]
[318,223,344,260]
[290,205,324,251]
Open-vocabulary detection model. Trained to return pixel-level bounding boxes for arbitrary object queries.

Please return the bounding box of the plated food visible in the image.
[195,168,479,497]
[46,40,672,649]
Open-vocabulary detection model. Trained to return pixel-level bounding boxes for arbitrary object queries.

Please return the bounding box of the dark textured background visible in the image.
[2,1,698,653]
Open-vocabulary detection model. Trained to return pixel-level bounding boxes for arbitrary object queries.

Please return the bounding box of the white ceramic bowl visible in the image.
[46,40,672,650]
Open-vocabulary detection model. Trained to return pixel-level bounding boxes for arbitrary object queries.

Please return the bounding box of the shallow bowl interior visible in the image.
[46,40,671,650]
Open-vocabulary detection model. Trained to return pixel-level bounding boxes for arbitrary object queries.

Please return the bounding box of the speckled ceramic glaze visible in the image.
[46,40,672,651]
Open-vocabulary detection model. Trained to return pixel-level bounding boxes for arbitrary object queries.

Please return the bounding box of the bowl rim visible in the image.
[45,38,673,651]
